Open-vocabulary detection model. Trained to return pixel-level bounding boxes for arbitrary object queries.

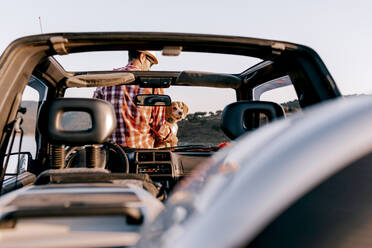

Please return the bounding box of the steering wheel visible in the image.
[65,142,129,173]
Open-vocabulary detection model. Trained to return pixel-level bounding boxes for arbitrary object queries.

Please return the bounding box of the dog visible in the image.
[155,101,189,148]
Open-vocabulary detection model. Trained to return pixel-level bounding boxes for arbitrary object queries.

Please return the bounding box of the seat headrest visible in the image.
[221,100,285,139]
[37,98,116,146]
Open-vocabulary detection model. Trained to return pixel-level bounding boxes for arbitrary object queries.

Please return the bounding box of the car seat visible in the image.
[221,100,285,139]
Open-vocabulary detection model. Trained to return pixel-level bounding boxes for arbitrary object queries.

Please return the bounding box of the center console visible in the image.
[135,150,182,180]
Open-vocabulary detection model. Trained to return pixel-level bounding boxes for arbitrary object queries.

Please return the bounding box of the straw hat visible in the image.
[138,50,158,64]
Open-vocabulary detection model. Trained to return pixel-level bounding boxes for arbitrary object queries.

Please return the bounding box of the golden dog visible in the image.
[155,101,189,148]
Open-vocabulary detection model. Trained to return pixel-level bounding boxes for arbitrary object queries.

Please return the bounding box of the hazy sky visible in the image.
[1,0,371,111]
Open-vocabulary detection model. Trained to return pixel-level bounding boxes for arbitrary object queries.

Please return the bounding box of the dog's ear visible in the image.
[182,102,189,118]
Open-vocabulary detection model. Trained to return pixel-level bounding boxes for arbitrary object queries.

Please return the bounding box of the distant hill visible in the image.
[281,99,300,113]
[178,112,229,146]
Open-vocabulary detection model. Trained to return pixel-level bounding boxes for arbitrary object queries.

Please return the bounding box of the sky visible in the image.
[1,0,371,112]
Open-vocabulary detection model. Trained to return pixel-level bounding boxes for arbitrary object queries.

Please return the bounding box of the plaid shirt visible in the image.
[93,63,171,148]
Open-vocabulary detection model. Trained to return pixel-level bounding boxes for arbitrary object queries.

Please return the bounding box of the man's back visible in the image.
[93,58,172,148]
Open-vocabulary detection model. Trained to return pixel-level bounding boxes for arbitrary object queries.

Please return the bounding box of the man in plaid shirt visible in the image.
[93,50,173,148]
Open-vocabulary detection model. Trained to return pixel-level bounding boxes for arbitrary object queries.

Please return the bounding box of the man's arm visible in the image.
[151,105,173,142]
[150,88,173,142]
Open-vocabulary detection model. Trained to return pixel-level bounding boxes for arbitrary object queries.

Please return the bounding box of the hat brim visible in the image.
[138,50,158,64]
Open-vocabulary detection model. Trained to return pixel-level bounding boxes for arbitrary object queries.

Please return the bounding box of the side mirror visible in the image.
[221,101,285,139]
[1,152,35,195]
[134,94,171,106]
[3,152,32,176]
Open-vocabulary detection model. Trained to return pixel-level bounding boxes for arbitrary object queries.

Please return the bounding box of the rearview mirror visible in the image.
[134,94,171,106]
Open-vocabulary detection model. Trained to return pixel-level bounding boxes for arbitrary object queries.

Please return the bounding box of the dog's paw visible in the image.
[167,134,178,147]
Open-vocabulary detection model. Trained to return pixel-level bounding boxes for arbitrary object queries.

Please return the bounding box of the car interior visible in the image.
[2,56,296,194]
[0,33,343,247]
[0,33,343,202]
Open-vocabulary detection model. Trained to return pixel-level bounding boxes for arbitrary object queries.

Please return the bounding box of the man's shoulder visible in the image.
[114,63,138,71]
[113,67,128,71]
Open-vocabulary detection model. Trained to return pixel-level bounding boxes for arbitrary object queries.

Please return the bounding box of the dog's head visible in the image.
[166,101,189,122]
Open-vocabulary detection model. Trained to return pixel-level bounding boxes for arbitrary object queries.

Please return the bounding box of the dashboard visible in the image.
[135,150,178,178]
[125,149,213,190]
